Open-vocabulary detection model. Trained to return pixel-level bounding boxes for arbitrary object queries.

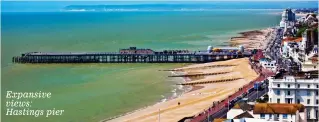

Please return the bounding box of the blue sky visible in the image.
[2,0,317,12]
[2,0,318,2]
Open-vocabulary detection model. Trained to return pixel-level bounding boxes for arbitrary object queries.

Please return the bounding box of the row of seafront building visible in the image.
[268,71,318,120]
[269,8,318,121]
[214,9,318,122]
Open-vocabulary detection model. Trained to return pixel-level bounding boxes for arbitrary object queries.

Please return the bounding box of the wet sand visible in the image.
[105,58,258,122]
[230,28,274,50]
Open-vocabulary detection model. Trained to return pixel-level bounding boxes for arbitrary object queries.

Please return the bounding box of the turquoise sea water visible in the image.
[1,1,316,122]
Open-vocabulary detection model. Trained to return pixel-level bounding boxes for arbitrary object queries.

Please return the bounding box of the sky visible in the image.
[1,0,317,12]
[1,0,318,1]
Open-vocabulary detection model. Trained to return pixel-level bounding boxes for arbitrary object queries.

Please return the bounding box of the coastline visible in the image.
[2,1,317,121]
[104,27,273,122]
[270,11,316,17]
[101,70,192,122]
[106,58,258,122]
[229,28,275,50]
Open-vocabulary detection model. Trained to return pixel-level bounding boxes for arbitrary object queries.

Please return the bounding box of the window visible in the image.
[287,90,290,95]
[297,99,300,104]
[317,85,318,88]
[277,99,280,103]
[269,114,272,119]
[307,91,311,96]
[276,90,280,95]
[260,114,265,119]
[298,84,300,88]
[316,99,318,105]
[277,84,280,88]
[307,99,310,104]
[283,114,288,119]
[308,85,310,88]
[288,84,290,88]
[316,91,318,96]
[307,110,311,118]
[287,98,292,104]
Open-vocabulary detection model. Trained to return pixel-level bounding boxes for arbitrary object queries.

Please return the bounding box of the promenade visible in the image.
[190,59,275,122]
[106,58,259,122]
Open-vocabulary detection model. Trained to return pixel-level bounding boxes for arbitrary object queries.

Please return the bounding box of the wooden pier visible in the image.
[12,47,252,64]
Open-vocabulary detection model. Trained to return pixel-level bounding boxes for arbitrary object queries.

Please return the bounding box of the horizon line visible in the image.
[2,0,319,2]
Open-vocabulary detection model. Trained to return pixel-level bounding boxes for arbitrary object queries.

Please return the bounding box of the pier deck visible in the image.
[12,48,252,63]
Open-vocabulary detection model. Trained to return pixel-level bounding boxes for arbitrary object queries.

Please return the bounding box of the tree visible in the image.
[296,27,307,37]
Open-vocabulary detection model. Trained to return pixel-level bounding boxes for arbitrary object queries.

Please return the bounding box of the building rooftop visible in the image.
[253,103,305,114]
[233,102,254,111]
[259,58,274,63]
[252,50,264,61]
[213,118,226,122]
[273,70,318,79]
[282,37,302,45]
[308,55,318,63]
[234,111,254,119]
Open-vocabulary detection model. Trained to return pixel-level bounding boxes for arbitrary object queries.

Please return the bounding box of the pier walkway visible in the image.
[12,51,251,64]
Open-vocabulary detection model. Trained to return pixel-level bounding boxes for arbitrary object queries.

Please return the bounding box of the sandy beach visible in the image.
[105,27,274,122]
[106,58,258,122]
[229,28,275,50]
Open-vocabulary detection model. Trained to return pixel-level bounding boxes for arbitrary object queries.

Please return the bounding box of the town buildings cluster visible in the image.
[216,9,318,122]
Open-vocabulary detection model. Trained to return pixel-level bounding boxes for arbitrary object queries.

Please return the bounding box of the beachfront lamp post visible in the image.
[257,84,259,101]
[228,96,230,111]
[247,89,249,102]
[207,111,210,122]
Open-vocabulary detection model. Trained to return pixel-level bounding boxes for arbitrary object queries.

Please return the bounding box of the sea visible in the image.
[1,1,317,122]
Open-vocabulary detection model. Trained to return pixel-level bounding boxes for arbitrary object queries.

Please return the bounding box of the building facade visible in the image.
[227,103,306,122]
[268,74,319,121]
[280,9,296,28]
[259,59,277,72]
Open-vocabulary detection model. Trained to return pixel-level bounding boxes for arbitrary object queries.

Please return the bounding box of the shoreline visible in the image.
[104,27,273,122]
[269,11,316,17]
[101,70,192,122]
[229,28,275,50]
[106,58,259,122]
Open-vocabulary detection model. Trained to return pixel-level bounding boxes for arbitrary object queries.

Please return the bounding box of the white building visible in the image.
[301,53,318,72]
[297,29,318,72]
[259,58,277,72]
[282,40,300,60]
[280,9,296,28]
[226,102,306,122]
[268,72,319,121]
[280,9,297,39]
[280,37,302,60]
[222,118,270,122]
[280,30,318,72]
